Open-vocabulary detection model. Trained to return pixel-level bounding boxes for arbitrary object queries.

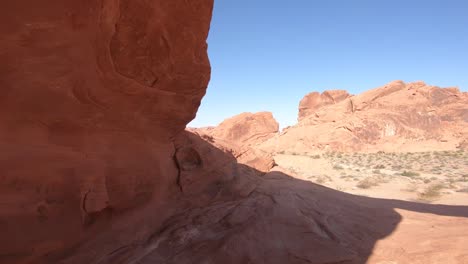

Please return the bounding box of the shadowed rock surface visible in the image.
[1,0,213,262]
[1,2,468,264]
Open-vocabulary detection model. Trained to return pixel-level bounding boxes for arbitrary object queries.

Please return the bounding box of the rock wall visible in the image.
[0,1,213,263]
[262,81,468,153]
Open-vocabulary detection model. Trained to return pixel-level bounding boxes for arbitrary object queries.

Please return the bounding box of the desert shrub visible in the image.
[374,164,385,169]
[333,164,344,170]
[401,171,420,178]
[315,175,331,185]
[316,177,326,184]
[357,178,379,189]
[417,183,445,202]
[336,186,345,191]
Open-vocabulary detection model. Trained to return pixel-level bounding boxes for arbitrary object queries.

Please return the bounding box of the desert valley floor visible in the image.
[274,150,468,205]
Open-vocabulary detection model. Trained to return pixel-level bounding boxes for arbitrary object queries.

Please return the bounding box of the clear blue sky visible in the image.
[190,0,468,128]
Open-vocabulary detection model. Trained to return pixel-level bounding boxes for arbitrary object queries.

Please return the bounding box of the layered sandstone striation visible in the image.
[262,81,468,153]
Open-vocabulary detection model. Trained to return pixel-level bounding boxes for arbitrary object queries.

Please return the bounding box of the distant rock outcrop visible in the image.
[298,90,351,121]
[210,112,279,145]
[191,112,279,172]
[261,81,468,152]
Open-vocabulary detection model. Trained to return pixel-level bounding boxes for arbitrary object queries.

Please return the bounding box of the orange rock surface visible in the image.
[0,0,213,262]
[262,81,468,153]
[299,90,351,121]
[191,112,279,172]
[1,2,468,264]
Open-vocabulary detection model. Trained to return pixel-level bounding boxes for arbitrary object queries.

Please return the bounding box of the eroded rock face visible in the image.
[191,112,279,172]
[210,112,279,145]
[298,90,351,121]
[262,81,468,152]
[0,1,213,263]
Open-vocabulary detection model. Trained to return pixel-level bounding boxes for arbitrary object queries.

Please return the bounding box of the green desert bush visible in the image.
[401,170,420,178]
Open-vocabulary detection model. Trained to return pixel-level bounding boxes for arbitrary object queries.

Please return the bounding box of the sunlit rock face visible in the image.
[298,90,351,121]
[260,81,468,153]
[190,112,279,172]
[0,0,213,262]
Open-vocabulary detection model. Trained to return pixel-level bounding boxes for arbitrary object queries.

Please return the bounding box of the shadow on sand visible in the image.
[3,132,468,264]
[126,132,468,264]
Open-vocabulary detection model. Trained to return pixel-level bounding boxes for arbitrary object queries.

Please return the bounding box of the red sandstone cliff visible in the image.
[0,1,214,262]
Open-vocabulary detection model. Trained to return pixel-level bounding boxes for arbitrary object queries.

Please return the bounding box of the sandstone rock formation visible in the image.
[262,81,468,152]
[2,2,468,264]
[191,112,279,172]
[208,112,279,146]
[1,0,214,262]
[299,90,351,121]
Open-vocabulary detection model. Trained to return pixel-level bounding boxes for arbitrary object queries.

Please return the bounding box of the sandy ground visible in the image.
[274,150,468,205]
